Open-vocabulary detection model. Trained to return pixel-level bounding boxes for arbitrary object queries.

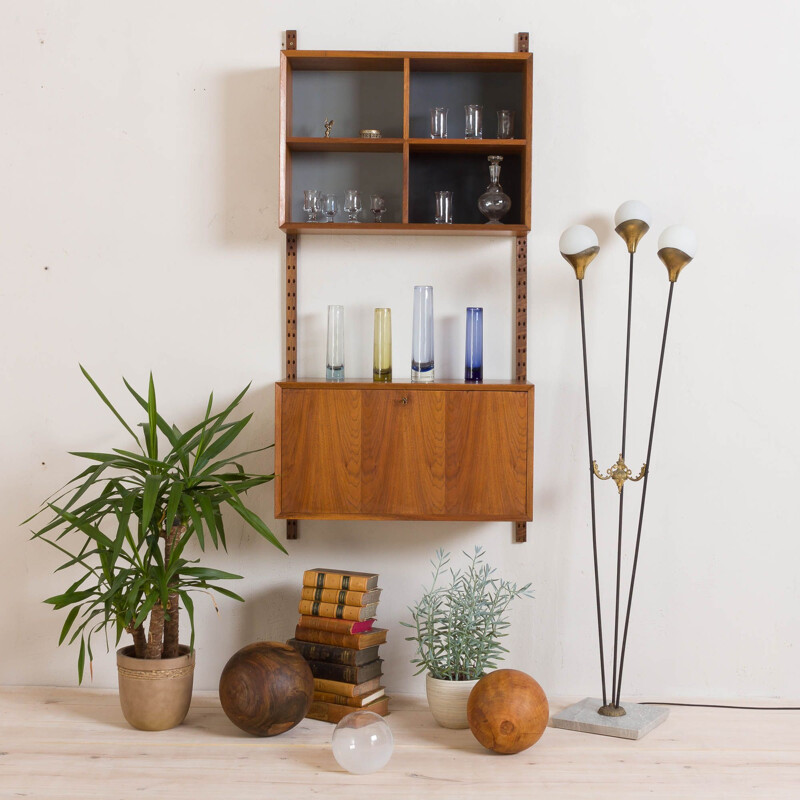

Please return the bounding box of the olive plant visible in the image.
[26,367,286,681]
[401,547,532,681]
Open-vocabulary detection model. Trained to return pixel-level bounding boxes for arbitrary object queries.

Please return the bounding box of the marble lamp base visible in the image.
[549,698,670,740]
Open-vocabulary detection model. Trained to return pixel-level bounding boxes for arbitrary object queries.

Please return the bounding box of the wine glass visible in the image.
[370,194,386,223]
[303,189,321,222]
[344,189,362,223]
[323,194,338,223]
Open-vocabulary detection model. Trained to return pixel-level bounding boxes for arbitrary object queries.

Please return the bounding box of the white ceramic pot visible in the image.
[425,674,481,729]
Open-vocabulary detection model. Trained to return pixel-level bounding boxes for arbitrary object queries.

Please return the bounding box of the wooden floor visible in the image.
[1,688,798,799]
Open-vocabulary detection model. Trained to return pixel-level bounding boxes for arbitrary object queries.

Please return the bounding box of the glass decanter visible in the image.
[477,155,511,224]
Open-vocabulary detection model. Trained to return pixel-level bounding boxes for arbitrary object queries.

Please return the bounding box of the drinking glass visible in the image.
[326,305,345,381]
[323,193,338,223]
[344,189,361,222]
[465,307,483,383]
[373,308,392,382]
[434,190,453,224]
[411,286,434,383]
[303,189,321,222]
[464,104,483,139]
[497,109,515,139]
[430,107,448,139]
[370,194,386,223]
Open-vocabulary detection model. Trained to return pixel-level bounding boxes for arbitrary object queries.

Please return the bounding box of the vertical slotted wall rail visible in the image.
[284,30,299,541]
[515,30,530,544]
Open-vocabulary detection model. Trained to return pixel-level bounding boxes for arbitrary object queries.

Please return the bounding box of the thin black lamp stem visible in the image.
[615,281,675,706]
[578,279,608,708]
[611,252,635,708]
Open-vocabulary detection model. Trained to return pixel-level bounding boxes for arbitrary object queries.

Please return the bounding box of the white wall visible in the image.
[2,0,798,700]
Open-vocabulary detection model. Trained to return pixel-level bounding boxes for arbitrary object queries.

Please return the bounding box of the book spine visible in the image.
[295,625,386,650]
[306,697,389,723]
[302,570,374,592]
[298,615,375,634]
[313,690,383,707]
[300,586,380,607]
[287,639,360,666]
[307,659,381,684]
[298,600,376,621]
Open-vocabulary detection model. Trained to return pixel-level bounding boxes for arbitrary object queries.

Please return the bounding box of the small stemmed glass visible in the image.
[370,194,386,223]
[344,189,362,223]
[303,190,321,222]
[323,194,338,223]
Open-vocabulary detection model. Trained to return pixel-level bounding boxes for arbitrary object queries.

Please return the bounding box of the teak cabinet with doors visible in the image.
[275,381,533,521]
[276,32,534,542]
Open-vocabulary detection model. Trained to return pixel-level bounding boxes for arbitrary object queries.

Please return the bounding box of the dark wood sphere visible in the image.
[219,641,314,736]
[467,669,549,754]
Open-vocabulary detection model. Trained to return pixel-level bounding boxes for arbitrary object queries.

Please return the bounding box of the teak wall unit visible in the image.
[277,32,533,543]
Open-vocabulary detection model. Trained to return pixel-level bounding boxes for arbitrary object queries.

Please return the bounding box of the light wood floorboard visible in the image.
[1,687,798,799]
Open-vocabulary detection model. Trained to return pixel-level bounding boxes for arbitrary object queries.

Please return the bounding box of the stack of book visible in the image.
[288,567,390,723]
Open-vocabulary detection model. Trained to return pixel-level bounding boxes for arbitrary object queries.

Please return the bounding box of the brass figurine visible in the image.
[324,118,334,138]
[593,455,646,494]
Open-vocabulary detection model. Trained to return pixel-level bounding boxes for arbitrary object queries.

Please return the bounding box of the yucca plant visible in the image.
[26,367,286,682]
[401,548,532,681]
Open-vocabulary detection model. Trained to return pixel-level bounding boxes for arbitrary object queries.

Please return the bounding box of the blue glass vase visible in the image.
[465,307,483,383]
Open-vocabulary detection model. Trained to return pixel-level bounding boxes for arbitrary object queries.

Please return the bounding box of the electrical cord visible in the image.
[640,702,800,710]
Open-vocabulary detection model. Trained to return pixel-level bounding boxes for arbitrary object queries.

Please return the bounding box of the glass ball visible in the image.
[331,711,393,774]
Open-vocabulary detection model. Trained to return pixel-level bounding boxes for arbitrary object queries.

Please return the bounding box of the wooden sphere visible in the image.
[219,641,313,737]
[467,669,549,754]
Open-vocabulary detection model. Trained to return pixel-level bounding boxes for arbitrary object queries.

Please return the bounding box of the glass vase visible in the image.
[464,104,483,139]
[411,286,434,383]
[430,107,448,139]
[326,305,345,381]
[434,190,453,224]
[465,307,483,383]
[497,109,515,139]
[373,308,392,382]
[477,155,511,224]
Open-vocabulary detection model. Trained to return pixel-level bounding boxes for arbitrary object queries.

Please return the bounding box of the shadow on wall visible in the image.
[221,69,280,244]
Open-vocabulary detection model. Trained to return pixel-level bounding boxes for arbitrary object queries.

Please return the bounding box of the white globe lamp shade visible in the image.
[658,225,697,258]
[657,225,697,282]
[614,200,652,253]
[614,200,652,228]
[559,225,599,280]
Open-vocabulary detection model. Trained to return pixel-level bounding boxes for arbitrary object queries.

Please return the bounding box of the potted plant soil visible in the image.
[26,367,286,730]
[401,548,532,729]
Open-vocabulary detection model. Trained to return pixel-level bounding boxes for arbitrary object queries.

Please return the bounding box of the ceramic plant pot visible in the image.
[425,673,481,729]
[116,645,195,731]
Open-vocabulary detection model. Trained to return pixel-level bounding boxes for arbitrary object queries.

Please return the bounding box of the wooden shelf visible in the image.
[287,137,404,153]
[286,379,533,389]
[281,222,528,236]
[408,138,526,154]
[285,50,529,72]
[280,47,532,232]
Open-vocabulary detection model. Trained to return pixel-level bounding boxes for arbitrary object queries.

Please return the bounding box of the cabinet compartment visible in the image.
[275,382,534,521]
[408,70,525,140]
[290,152,404,223]
[291,70,404,138]
[408,151,522,225]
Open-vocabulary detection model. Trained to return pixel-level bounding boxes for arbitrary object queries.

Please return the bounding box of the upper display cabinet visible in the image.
[279,47,532,235]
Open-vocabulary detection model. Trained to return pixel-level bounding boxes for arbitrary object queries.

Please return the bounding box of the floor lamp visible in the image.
[550,201,697,740]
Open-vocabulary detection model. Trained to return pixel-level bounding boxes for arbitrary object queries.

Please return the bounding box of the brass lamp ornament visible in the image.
[551,202,697,740]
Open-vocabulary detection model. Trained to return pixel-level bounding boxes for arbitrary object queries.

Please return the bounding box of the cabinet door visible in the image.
[445,390,531,520]
[361,390,446,517]
[277,388,362,516]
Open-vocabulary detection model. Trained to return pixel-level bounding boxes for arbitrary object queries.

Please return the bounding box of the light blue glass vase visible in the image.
[411,286,434,383]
